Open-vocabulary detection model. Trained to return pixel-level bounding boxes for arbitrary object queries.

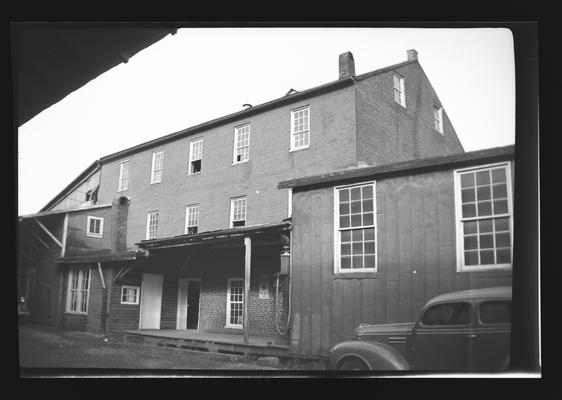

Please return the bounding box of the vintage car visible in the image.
[330,286,512,371]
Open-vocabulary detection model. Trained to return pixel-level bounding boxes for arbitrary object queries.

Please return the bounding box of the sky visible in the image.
[17,27,515,216]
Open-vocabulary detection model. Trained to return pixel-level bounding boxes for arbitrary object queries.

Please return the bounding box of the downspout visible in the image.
[97,262,108,334]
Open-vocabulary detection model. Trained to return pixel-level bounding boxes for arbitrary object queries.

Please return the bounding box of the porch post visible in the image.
[243,236,251,344]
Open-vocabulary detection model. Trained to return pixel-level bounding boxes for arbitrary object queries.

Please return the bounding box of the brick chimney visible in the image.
[339,51,355,79]
[407,49,418,61]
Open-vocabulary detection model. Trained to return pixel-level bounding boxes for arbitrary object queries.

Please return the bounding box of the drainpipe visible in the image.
[97,262,107,334]
[243,236,252,345]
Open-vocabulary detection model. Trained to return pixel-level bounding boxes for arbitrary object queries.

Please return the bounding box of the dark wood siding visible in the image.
[290,168,513,356]
[108,273,142,331]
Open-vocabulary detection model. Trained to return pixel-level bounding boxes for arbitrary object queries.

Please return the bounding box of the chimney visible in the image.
[339,51,355,79]
[407,49,418,61]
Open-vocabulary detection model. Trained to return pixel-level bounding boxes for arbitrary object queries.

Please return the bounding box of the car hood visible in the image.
[356,322,414,336]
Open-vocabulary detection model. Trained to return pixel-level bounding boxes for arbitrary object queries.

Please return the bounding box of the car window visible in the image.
[479,301,511,324]
[421,302,471,326]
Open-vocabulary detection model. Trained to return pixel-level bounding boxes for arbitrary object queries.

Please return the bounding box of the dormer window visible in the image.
[393,73,405,107]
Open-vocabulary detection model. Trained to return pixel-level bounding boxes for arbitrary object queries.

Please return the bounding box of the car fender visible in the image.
[330,340,411,370]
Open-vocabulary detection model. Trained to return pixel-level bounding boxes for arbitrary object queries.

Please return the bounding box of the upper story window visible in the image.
[146,210,159,240]
[434,104,444,134]
[233,124,250,164]
[66,268,90,314]
[393,73,406,107]
[290,106,310,151]
[185,204,200,234]
[118,160,130,191]
[334,182,377,273]
[150,151,164,184]
[454,162,513,272]
[86,216,103,238]
[189,139,203,174]
[230,196,247,228]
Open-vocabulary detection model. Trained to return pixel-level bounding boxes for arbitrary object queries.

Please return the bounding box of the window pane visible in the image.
[478,219,493,233]
[462,203,476,218]
[477,201,492,216]
[352,243,363,254]
[493,184,507,199]
[364,255,375,269]
[480,301,511,324]
[341,243,351,255]
[352,256,363,269]
[341,256,351,269]
[350,187,361,200]
[495,217,509,232]
[350,201,361,214]
[352,230,363,241]
[340,216,350,228]
[480,250,495,264]
[477,186,491,201]
[339,189,349,202]
[364,241,375,254]
[495,233,510,248]
[362,185,373,199]
[339,202,350,215]
[491,168,507,183]
[362,200,373,212]
[465,251,479,265]
[464,236,478,250]
[364,228,375,241]
[463,221,477,234]
[480,234,494,249]
[493,200,508,214]
[496,249,511,263]
[350,214,362,227]
[460,173,475,188]
[461,188,475,203]
[363,213,374,226]
[341,230,351,242]
[476,170,490,185]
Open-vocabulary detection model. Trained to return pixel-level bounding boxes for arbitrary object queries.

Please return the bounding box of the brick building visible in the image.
[18,49,467,351]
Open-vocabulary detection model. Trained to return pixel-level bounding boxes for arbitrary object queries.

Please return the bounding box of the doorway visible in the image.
[139,273,163,329]
[177,278,201,330]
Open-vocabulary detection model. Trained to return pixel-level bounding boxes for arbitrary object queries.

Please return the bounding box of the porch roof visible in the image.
[55,249,147,264]
[135,221,291,251]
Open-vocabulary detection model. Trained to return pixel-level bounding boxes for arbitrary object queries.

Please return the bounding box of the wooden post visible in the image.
[61,213,69,257]
[243,236,252,345]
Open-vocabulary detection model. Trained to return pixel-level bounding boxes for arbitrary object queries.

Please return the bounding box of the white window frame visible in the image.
[453,162,513,272]
[188,139,203,175]
[233,124,251,164]
[65,268,91,314]
[393,73,406,107]
[289,106,310,152]
[185,204,200,234]
[118,160,130,191]
[230,196,247,228]
[120,285,140,305]
[150,151,164,184]
[226,278,244,329]
[146,210,159,240]
[333,181,377,274]
[86,216,104,238]
[434,104,444,134]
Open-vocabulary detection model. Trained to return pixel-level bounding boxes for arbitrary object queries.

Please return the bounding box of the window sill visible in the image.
[456,265,512,275]
[86,233,103,238]
[289,145,310,153]
[120,302,140,305]
[232,160,249,165]
[333,272,379,279]
[65,311,88,315]
[149,181,162,185]
[187,172,202,177]
[225,325,243,330]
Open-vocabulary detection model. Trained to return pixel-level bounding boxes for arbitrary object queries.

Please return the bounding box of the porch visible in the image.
[114,329,291,359]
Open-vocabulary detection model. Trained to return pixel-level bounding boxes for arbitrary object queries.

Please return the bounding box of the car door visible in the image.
[410,301,473,371]
[469,300,512,370]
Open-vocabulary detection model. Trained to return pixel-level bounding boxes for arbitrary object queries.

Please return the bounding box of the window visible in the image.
[454,163,513,271]
[230,197,247,228]
[434,104,443,134]
[393,73,405,107]
[189,139,203,174]
[150,151,164,184]
[86,216,103,238]
[146,211,159,240]
[335,182,377,273]
[185,204,199,234]
[290,106,310,151]
[66,268,90,314]
[479,301,512,324]
[421,302,471,326]
[118,160,130,191]
[233,124,250,163]
[121,285,140,305]
[226,278,244,328]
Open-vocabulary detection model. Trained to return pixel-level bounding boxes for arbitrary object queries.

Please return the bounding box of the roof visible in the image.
[99,59,418,164]
[20,203,112,221]
[136,221,291,250]
[278,145,515,190]
[425,286,512,307]
[55,249,147,264]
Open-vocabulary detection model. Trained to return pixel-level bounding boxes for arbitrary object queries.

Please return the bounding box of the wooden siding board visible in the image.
[341,281,355,341]
[320,191,333,355]
[331,278,344,346]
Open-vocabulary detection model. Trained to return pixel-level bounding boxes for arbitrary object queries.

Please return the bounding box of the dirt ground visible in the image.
[18,322,328,376]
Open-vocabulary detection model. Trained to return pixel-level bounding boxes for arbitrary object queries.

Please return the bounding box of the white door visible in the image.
[176,278,188,329]
[139,273,163,329]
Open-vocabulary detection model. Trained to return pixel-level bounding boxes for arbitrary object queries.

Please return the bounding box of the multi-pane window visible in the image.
[230,197,247,228]
[455,163,512,271]
[189,139,203,174]
[66,268,90,314]
[121,285,140,305]
[150,151,164,184]
[434,105,444,134]
[290,106,310,151]
[233,124,250,163]
[335,182,376,273]
[226,278,244,328]
[393,73,405,107]
[118,160,130,191]
[86,216,103,238]
[185,204,200,235]
[146,211,159,240]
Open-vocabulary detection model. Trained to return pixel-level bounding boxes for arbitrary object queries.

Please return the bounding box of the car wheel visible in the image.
[338,357,370,370]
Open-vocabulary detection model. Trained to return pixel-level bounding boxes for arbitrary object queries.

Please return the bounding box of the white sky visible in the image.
[17,27,515,216]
